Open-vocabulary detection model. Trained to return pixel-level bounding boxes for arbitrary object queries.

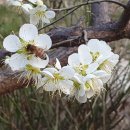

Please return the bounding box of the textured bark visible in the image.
[0,0,130,95]
[91,2,111,25]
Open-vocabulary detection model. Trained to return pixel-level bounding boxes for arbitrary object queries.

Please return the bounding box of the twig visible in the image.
[39,0,126,31]
[52,0,126,12]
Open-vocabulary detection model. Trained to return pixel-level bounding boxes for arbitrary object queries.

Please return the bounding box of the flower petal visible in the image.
[44,81,57,92]
[22,4,33,14]
[42,17,50,24]
[78,44,92,65]
[68,53,80,67]
[43,67,58,74]
[36,5,47,11]
[3,35,22,52]
[28,54,49,68]
[19,24,38,42]
[55,58,61,70]
[99,40,112,55]
[78,85,85,97]
[74,73,84,84]
[108,53,119,65]
[87,39,101,52]
[59,80,73,95]
[7,53,28,71]
[75,91,87,103]
[59,66,75,79]
[45,11,55,19]
[10,1,21,6]
[93,70,111,83]
[86,89,95,98]
[34,34,52,50]
[86,62,99,74]
[30,15,39,25]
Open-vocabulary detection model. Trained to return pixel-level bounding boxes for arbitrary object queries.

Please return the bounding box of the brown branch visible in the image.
[0,0,130,95]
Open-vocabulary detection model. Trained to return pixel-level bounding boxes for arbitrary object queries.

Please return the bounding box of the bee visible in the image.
[26,44,47,60]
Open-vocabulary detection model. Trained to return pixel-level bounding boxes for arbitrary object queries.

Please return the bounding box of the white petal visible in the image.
[87,39,101,52]
[99,41,112,55]
[84,74,96,82]
[42,70,54,78]
[37,0,44,5]
[19,24,38,42]
[78,44,92,65]
[108,53,119,65]
[96,55,108,64]
[68,53,80,67]
[75,92,87,103]
[30,15,39,25]
[45,11,55,19]
[28,54,49,68]
[74,74,84,84]
[7,53,28,71]
[44,81,57,92]
[93,79,104,92]
[86,62,99,74]
[42,17,50,24]
[22,4,33,14]
[34,34,52,50]
[11,1,21,6]
[78,85,85,97]
[3,35,22,52]
[43,67,58,74]
[86,89,95,98]
[93,70,111,83]
[55,58,61,70]
[36,5,47,11]
[59,80,73,95]
[59,66,75,79]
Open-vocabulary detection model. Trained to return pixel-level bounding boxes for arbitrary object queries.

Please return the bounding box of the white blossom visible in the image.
[87,39,119,73]
[3,24,52,71]
[38,59,75,95]
[7,0,33,14]
[73,72,108,103]
[29,5,55,25]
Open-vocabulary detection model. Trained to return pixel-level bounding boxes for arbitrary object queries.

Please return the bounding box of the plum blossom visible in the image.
[67,40,118,103]
[29,5,55,26]
[7,0,34,14]
[3,24,52,71]
[38,59,75,95]
[87,39,119,74]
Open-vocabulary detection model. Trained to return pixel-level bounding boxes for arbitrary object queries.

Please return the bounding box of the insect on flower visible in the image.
[26,44,47,60]
[3,24,52,71]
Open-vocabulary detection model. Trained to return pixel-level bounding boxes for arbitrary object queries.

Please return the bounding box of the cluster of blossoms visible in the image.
[3,24,119,103]
[37,39,119,103]
[3,0,119,103]
[4,24,52,83]
[7,0,55,26]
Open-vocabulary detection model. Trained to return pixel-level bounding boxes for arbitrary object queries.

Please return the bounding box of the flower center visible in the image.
[85,80,93,90]
[75,64,88,76]
[98,60,112,73]
[73,81,80,89]
[53,73,64,82]
[91,52,100,62]
[17,39,35,56]
[35,10,45,18]
[26,64,41,74]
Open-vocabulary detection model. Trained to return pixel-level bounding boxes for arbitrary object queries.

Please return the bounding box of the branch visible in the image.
[0,0,130,95]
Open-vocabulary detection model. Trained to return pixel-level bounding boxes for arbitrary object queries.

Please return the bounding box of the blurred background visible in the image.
[0,0,130,130]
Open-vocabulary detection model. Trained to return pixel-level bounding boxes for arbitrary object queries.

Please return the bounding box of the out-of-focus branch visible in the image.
[91,2,110,25]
